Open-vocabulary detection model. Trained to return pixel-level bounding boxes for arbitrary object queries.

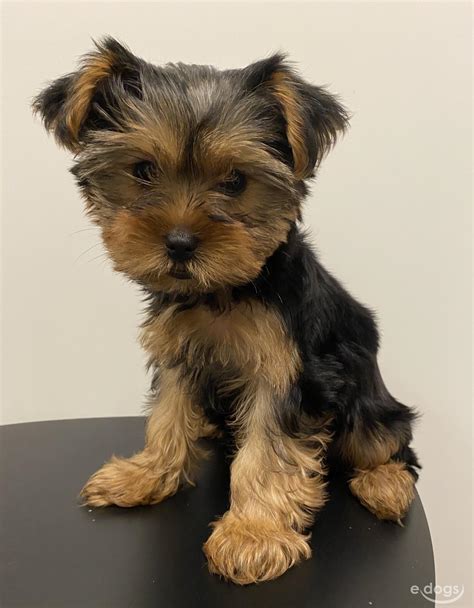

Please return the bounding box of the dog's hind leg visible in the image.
[335,389,420,522]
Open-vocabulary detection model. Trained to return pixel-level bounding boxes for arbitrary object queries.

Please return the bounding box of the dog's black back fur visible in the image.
[254,226,420,477]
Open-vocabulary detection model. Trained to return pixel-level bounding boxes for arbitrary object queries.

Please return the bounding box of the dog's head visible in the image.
[33,37,348,294]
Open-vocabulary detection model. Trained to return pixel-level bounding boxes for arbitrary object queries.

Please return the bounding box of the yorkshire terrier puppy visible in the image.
[33,38,420,585]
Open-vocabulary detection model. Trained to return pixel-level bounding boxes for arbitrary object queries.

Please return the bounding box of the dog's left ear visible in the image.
[243,54,349,180]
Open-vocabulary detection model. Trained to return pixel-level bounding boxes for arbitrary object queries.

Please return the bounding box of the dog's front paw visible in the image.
[203,512,311,585]
[80,454,180,507]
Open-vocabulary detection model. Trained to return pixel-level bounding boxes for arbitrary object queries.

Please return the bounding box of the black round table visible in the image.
[0,417,435,607]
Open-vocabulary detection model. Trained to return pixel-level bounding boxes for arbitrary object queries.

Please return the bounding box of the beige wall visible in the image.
[1,2,472,605]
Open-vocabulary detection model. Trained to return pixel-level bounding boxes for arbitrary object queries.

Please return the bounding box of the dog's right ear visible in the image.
[32,37,143,153]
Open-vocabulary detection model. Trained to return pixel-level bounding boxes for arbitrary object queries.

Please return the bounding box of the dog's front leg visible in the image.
[81,367,207,507]
[204,381,329,585]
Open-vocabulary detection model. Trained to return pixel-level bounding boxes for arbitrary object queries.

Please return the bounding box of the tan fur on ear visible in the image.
[65,48,117,150]
[270,71,310,180]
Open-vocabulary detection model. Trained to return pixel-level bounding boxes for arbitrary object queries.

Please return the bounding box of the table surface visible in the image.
[0,417,435,608]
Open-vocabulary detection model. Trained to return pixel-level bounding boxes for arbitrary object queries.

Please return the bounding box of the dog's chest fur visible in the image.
[141,299,301,394]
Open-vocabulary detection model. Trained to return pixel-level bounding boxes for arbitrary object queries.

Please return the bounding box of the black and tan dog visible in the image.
[33,38,420,585]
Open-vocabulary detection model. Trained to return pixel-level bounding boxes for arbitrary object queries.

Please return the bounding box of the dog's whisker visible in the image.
[74,242,103,263]
[86,252,109,265]
[68,227,97,236]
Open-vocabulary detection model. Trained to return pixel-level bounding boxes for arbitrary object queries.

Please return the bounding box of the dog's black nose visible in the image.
[165,228,198,262]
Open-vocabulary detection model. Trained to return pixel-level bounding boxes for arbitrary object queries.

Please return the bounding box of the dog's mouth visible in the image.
[169,267,192,280]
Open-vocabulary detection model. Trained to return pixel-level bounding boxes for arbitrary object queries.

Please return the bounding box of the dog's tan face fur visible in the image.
[96,128,300,294]
[33,38,347,295]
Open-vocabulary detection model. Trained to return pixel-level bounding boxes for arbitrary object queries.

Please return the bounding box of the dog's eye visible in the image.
[132,160,156,183]
[217,170,247,196]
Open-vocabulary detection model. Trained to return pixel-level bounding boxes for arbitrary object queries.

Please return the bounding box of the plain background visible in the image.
[1,1,472,605]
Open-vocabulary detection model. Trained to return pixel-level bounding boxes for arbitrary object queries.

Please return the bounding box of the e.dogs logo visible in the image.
[411,582,465,604]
